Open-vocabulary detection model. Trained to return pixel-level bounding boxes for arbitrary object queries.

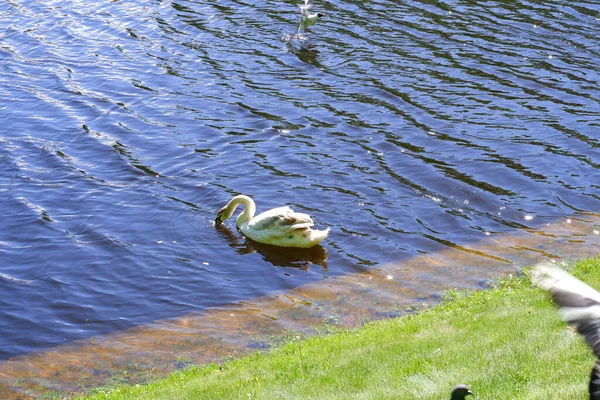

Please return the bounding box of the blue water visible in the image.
[1,0,599,360]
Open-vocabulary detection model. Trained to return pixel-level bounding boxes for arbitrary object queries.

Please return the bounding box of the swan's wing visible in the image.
[248,206,314,232]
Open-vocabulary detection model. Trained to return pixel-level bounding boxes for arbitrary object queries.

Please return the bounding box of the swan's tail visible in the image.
[309,227,330,245]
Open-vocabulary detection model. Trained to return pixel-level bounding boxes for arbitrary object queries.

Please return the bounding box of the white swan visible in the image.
[215,195,329,248]
[298,0,325,33]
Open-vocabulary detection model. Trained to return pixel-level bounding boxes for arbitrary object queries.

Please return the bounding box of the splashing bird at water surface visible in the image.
[215,195,329,248]
[298,0,325,33]
[533,262,600,400]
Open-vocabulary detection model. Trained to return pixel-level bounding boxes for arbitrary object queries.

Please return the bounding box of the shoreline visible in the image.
[80,257,599,399]
[1,213,599,399]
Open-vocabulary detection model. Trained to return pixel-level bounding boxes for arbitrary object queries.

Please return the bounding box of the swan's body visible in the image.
[215,195,329,248]
[298,0,325,33]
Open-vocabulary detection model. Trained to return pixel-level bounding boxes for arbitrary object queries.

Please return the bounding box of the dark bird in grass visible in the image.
[533,262,600,400]
[450,384,473,400]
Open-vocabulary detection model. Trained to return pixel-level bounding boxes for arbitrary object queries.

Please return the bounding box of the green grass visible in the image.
[81,258,600,399]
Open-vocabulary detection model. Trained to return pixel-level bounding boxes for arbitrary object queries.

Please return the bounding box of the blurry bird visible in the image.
[533,262,600,400]
[451,384,473,400]
[298,0,325,33]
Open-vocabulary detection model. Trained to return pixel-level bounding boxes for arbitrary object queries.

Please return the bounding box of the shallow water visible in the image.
[1,0,599,371]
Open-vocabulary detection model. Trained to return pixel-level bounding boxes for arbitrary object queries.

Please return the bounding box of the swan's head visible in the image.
[317,12,326,18]
[215,205,234,226]
[215,195,254,227]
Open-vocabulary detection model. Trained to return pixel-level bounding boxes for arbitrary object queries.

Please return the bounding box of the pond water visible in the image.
[1,0,599,373]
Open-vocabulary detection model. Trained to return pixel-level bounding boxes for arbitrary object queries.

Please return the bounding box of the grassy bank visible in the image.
[82,258,600,399]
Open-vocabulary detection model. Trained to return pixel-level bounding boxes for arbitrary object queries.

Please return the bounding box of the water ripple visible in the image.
[0,0,599,363]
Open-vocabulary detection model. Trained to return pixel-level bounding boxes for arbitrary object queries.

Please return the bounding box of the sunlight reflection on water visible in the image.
[0,0,600,396]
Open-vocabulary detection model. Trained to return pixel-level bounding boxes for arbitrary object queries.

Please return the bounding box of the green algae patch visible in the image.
[81,258,600,400]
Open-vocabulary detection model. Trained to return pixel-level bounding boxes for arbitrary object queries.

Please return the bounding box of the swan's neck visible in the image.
[227,195,256,228]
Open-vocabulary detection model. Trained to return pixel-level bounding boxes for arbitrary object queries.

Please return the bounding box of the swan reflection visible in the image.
[216,224,328,270]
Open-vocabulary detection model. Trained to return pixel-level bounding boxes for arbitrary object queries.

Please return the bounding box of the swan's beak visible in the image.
[215,216,222,226]
[317,12,326,18]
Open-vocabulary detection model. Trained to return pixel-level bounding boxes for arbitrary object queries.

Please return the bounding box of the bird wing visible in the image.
[533,262,600,399]
[298,0,312,16]
[248,206,314,233]
[533,262,600,355]
[533,263,600,322]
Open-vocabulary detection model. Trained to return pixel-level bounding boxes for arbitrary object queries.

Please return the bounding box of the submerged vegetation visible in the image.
[81,258,600,400]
